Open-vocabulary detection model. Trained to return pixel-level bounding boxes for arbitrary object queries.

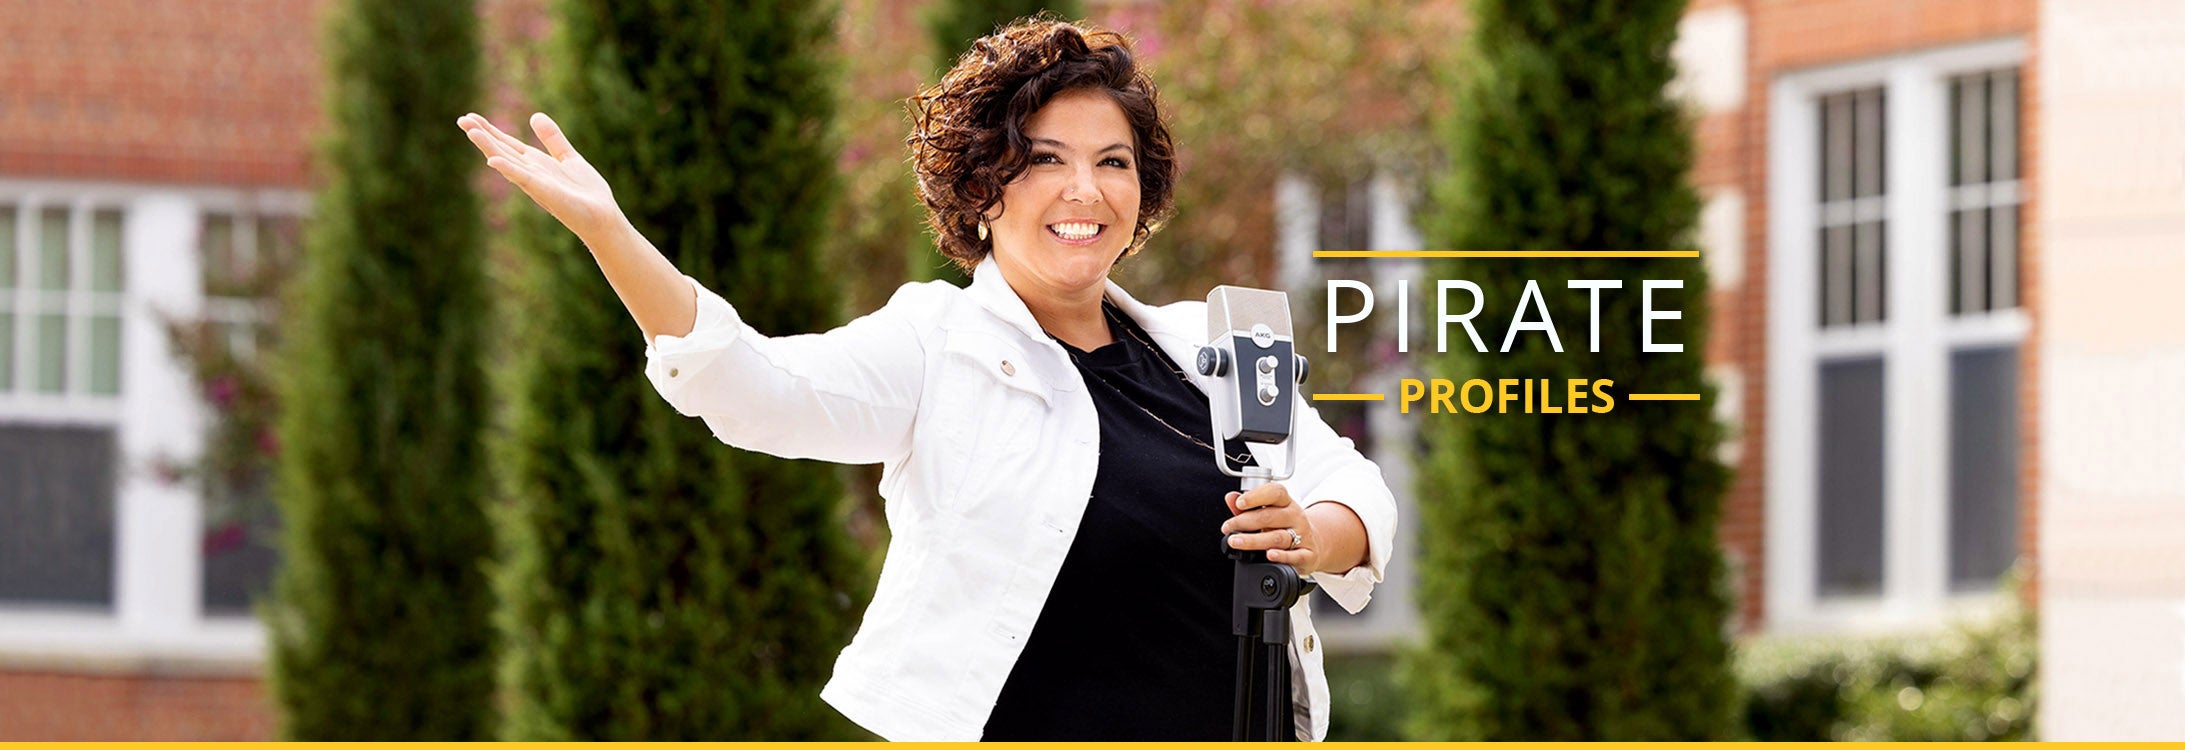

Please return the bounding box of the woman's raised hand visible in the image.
[459,112,623,241]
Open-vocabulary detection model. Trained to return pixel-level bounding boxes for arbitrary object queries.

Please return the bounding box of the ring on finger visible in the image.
[1287,530,1302,549]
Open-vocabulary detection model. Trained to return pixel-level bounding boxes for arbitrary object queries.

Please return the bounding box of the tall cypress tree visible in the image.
[264,0,494,739]
[1404,0,1735,739]
[494,0,868,739]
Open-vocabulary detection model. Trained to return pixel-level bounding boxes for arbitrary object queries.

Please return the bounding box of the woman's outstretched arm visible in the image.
[459,112,695,342]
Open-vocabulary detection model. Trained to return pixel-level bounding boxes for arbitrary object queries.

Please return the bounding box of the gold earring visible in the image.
[977,222,988,241]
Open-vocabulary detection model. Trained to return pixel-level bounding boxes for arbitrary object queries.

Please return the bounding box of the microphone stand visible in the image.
[1199,286,1313,741]
[1222,453,1310,741]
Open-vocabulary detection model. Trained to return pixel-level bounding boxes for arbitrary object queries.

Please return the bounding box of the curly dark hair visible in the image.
[907,17,1178,273]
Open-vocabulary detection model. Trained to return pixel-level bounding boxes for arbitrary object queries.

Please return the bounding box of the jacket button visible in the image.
[1304,634,1316,653]
[1000,360,1016,376]
[667,368,679,378]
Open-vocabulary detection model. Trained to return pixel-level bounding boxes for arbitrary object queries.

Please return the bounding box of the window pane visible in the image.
[35,313,66,393]
[91,210,123,293]
[1990,71,2019,181]
[1316,178,1373,251]
[202,480,281,615]
[1953,75,1989,186]
[256,217,301,268]
[39,208,68,291]
[1876,221,1889,322]
[1854,89,1884,198]
[0,424,118,608]
[0,207,15,288]
[1991,203,2019,310]
[0,313,11,391]
[1950,210,1964,314]
[1818,357,1887,598]
[1956,208,1989,314]
[203,214,239,295]
[89,315,121,395]
[1823,94,1854,202]
[1856,220,1884,323]
[1823,225,1853,327]
[1950,345,2021,589]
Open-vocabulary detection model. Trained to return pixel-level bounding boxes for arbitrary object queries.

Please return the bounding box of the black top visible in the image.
[981,301,1286,741]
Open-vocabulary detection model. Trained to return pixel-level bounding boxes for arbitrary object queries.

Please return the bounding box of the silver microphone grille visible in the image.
[1206,286,1293,340]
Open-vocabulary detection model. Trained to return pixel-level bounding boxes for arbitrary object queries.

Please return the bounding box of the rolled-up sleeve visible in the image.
[645,276,937,465]
[1287,402,1398,615]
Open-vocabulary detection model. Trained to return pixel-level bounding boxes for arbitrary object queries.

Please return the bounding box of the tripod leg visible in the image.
[1234,635,1254,741]
[1277,637,1296,741]
[1263,640,1286,741]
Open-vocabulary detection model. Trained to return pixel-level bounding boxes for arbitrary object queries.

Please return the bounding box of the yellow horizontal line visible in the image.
[1314,250,1701,259]
[1311,393,1386,401]
[1627,393,1703,401]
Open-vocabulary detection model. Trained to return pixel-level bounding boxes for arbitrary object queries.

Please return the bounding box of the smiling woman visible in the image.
[907,20,1176,271]
[458,15,1395,742]
[906,21,1176,350]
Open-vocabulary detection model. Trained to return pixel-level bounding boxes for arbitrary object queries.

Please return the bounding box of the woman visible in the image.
[459,18,1394,742]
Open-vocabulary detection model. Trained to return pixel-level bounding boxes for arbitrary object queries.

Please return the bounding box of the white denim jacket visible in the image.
[643,257,1397,741]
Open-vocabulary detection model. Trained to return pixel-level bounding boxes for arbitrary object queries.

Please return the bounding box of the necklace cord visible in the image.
[1050,300,1255,468]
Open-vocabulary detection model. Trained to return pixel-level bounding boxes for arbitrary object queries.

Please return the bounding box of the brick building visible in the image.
[1659,0,2185,738]
[3,0,2181,740]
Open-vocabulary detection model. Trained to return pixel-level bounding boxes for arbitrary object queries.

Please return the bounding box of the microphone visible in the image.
[1196,286,1311,488]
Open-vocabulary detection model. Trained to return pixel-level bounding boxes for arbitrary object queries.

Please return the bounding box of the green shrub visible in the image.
[1739,597,2037,741]
[1325,652,1410,741]
[1330,592,2036,743]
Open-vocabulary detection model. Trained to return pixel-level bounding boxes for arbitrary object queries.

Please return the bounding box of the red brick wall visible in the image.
[0,0,328,187]
[0,670,274,740]
[1701,0,2041,630]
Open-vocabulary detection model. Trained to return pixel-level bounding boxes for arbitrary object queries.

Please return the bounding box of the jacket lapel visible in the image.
[963,256,1056,346]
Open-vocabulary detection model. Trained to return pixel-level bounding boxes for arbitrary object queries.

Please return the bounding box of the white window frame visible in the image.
[0,178,305,668]
[1765,40,2029,634]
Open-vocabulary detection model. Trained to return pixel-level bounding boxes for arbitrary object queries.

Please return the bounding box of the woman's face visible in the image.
[987,88,1142,300]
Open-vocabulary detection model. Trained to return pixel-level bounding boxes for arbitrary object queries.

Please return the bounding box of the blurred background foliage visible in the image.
[1737,575,2038,741]
[1319,577,2036,739]
[1325,584,2037,741]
